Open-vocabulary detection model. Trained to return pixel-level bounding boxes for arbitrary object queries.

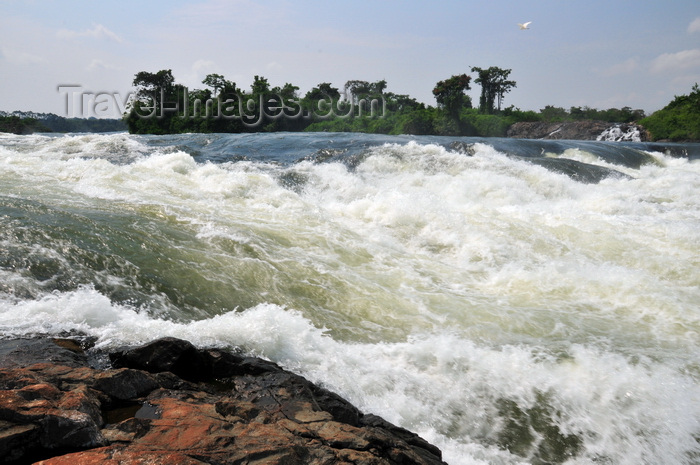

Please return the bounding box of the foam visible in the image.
[1,288,698,464]
[1,133,699,464]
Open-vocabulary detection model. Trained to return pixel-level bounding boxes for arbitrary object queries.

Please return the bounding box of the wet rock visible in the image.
[93,369,159,400]
[0,338,89,369]
[34,445,209,464]
[109,337,209,382]
[0,337,446,464]
[0,376,108,455]
[0,421,39,462]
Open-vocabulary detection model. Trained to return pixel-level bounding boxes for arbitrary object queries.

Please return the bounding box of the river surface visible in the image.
[1,131,699,464]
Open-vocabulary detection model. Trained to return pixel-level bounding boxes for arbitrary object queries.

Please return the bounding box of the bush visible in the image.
[464,113,511,137]
[640,84,700,141]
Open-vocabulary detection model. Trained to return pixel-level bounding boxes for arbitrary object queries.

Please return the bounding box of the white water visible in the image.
[1,133,699,464]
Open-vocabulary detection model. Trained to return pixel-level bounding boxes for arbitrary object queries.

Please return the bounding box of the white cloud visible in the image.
[601,58,639,76]
[0,46,47,65]
[651,49,700,73]
[87,59,121,71]
[57,24,123,43]
[688,17,700,34]
[178,59,218,89]
[192,59,216,75]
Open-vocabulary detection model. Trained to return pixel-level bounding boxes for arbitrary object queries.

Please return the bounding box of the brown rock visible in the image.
[35,444,209,464]
[93,368,159,400]
[0,420,39,462]
[0,337,446,465]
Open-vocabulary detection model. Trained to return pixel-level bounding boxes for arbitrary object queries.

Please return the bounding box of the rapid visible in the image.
[1,131,699,464]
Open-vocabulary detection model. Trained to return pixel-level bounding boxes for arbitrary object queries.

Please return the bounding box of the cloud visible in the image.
[0,46,47,65]
[57,24,123,43]
[601,58,639,76]
[689,17,700,34]
[87,59,121,71]
[651,49,700,73]
[178,59,219,89]
[192,59,216,74]
[170,0,287,30]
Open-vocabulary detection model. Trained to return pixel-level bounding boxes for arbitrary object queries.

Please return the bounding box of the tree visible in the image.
[132,69,176,110]
[471,66,516,114]
[344,80,370,103]
[305,83,341,102]
[218,79,241,105]
[127,70,182,134]
[278,83,299,100]
[370,79,387,95]
[202,73,227,97]
[640,83,700,140]
[343,79,386,103]
[539,105,568,121]
[383,92,422,112]
[432,74,471,119]
[133,69,175,94]
[250,75,270,95]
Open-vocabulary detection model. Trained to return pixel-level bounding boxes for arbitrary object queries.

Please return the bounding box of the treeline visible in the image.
[124,68,659,138]
[0,115,49,134]
[123,70,428,135]
[6,69,696,140]
[639,84,700,141]
[0,111,126,134]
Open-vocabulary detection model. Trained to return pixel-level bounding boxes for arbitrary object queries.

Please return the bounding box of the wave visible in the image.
[1,132,700,464]
[2,285,699,464]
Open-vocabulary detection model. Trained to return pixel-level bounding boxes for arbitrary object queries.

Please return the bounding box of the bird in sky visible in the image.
[518,21,532,30]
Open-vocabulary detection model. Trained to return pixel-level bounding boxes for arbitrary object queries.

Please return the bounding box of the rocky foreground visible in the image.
[0,337,446,464]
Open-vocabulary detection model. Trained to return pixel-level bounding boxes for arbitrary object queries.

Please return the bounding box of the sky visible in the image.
[1,0,699,118]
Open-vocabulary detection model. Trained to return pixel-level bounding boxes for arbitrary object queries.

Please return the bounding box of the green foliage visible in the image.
[640,83,700,141]
[120,69,698,140]
[132,69,175,109]
[535,104,647,124]
[432,74,472,119]
[0,112,125,134]
[463,111,512,137]
[430,114,466,136]
[344,80,387,104]
[393,108,435,135]
[0,116,48,134]
[539,105,569,122]
[472,66,516,114]
[202,73,228,97]
[502,106,541,122]
[568,106,644,123]
[305,83,340,102]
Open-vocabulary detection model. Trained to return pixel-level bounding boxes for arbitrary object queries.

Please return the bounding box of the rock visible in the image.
[0,338,89,369]
[0,371,108,454]
[506,121,649,141]
[0,337,446,464]
[34,445,209,464]
[93,369,160,400]
[109,337,209,382]
[0,421,39,462]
